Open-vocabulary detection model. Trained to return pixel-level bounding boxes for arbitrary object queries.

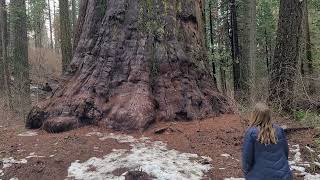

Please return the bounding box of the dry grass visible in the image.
[28,47,62,84]
[0,97,22,126]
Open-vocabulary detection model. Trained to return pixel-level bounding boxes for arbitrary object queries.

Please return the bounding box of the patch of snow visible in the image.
[290,144,302,163]
[9,177,18,180]
[289,144,320,180]
[0,170,3,176]
[49,155,55,158]
[98,133,136,143]
[17,131,38,137]
[67,133,212,180]
[25,152,45,159]
[306,146,315,153]
[221,154,231,157]
[291,165,305,172]
[314,162,320,167]
[219,168,226,170]
[1,157,27,169]
[305,174,320,180]
[224,178,244,180]
[86,132,103,137]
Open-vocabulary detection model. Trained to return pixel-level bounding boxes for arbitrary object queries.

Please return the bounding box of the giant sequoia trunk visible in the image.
[26,0,230,132]
[269,0,304,112]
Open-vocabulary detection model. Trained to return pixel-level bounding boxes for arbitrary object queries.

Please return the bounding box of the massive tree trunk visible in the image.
[59,0,72,72]
[26,0,230,133]
[11,0,31,117]
[269,0,304,113]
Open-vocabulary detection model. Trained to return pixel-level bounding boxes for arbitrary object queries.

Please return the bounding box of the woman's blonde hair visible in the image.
[250,103,277,144]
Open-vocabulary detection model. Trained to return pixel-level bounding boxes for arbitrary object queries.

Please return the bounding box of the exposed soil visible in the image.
[0,114,319,180]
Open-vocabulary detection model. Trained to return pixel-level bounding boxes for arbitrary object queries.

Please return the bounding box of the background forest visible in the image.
[0,0,320,123]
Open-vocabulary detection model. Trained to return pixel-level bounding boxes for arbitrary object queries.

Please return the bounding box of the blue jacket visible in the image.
[242,125,292,180]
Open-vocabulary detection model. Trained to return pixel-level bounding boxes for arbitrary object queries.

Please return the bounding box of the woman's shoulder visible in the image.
[273,124,286,138]
[245,127,258,138]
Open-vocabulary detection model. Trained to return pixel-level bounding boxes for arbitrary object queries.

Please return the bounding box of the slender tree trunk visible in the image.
[0,0,12,109]
[0,0,3,92]
[26,0,230,133]
[71,0,77,33]
[304,1,315,94]
[209,2,217,86]
[59,0,73,73]
[11,0,31,117]
[229,0,241,98]
[48,0,54,49]
[264,28,272,74]
[269,0,304,113]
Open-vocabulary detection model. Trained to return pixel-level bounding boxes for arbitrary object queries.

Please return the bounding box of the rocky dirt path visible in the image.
[0,115,319,180]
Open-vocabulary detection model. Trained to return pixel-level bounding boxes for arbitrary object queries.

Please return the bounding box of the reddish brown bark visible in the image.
[26,0,230,133]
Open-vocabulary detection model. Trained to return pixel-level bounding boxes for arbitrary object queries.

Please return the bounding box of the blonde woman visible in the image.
[242,103,292,180]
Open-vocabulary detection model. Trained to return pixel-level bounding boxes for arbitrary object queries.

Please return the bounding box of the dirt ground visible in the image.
[0,114,319,180]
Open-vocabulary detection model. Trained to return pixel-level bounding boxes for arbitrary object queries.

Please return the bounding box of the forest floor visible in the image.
[0,114,320,180]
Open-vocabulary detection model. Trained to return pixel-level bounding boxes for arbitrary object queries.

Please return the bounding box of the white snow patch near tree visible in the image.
[67,132,212,180]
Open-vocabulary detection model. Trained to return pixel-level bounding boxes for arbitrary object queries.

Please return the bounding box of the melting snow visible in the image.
[17,131,38,137]
[25,152,45,159]
[1,157,27,169]
[221,154,231,157]
[67,132,212,180]
[289,144,320,179]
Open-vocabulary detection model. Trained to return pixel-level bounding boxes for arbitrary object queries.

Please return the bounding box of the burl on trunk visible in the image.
[26,0,230,133]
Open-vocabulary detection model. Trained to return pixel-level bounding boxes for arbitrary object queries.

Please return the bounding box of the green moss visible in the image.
[97,0,107,18]
[175,1,182,13]
[163,0,169,14]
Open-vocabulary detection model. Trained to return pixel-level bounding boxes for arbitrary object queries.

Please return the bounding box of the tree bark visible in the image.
[0,0,3,91]
[229,0,241,98]
[73,0,88,52]
[11,0,31,116]
[269,0,304,113]
[71,0,77,33]
[208,1,217,86]
[48,0,54,49]
[59,0,72,72]
[304,0,315,94]
[0,0,12,109]
[26,0,230,133]
[238,0,256,103]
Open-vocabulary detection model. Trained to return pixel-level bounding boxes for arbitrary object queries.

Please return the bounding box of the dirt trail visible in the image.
[0,115,319,180]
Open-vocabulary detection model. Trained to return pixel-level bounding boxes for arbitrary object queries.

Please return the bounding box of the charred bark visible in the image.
[26,0,230,133]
